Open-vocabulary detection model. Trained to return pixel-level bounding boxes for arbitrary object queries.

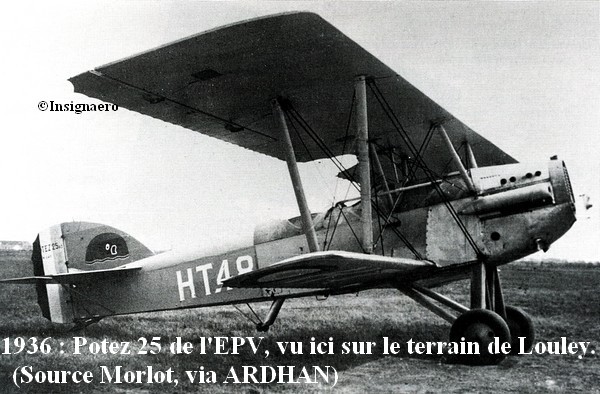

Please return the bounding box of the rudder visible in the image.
[32,222,154,323]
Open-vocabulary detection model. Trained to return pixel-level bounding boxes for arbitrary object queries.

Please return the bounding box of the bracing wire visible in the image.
[367,79,482,258]
[285,101,423,259]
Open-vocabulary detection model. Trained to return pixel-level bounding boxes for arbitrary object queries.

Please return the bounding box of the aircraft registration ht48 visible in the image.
[3,13,576,364]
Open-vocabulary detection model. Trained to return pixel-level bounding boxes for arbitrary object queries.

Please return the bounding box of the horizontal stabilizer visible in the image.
[0,266,141,285]
[0,276,53,284]
[223,251,435,290]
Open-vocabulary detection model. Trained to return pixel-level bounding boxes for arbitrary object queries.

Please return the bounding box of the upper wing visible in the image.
[223,251,435,290]
[69,12,515,176]
[0,266,141,285]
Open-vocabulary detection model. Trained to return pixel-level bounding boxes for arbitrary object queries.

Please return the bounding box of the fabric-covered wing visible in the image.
[223,251,435,289]
[69,12,515,176]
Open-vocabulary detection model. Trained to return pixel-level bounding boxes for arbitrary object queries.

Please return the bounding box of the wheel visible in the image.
[449,309,510,365]
[505,305,535,355]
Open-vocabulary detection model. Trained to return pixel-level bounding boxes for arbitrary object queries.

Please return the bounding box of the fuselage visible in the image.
[58,159,575,323]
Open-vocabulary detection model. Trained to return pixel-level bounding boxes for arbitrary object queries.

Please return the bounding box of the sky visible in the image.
[0,1,598,261]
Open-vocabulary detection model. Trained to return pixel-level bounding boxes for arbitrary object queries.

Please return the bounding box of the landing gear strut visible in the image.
[255,298,285,332]
[453,262,535,364]
[451,262,536,364]
[399,261,535,365]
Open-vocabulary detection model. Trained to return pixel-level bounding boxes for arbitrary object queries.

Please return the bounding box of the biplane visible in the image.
[2,12,576,365]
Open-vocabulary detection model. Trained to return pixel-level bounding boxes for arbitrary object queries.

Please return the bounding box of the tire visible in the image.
[505,305,535,355]
[449,309,511,365]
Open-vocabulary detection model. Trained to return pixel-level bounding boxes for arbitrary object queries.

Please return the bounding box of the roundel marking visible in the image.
[85,232,129,264]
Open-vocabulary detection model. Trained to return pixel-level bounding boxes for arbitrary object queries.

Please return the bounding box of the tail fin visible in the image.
[32,222,154,323]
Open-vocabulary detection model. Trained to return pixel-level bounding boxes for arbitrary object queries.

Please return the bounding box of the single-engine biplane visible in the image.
[2,13,577,364]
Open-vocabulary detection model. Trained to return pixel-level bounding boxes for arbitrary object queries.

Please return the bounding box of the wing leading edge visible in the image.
[223,251,436,290]
[69,12,515,176]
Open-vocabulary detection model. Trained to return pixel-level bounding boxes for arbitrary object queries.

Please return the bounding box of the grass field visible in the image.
[0,251,598,393]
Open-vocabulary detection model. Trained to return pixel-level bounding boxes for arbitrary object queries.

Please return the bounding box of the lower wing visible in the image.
[224,251,436,290]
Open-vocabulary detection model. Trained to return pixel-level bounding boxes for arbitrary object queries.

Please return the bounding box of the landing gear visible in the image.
[449,309,510,365]
[399,261,536,365]
[505,305,535,354]
[255,298,285,332]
